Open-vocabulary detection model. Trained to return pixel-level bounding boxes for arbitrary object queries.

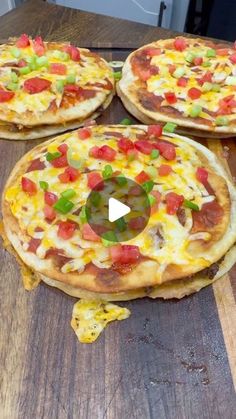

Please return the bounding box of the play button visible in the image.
[108,198,130,222]
[85,176,151,243]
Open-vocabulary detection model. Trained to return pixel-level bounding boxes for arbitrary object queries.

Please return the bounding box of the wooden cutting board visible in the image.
[1,48,236,419]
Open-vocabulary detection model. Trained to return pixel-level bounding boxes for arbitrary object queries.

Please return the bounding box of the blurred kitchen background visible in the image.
[1,0,236,41]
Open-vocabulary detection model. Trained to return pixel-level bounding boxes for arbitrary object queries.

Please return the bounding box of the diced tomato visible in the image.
[177,77,188,87]
[148,124,162,138]
[188,87,202,100]
[158,164,172,176]
[110,244,140,264]
[87,172,104,190]
[16,34,30,48]
[81,223,100,241]
[127,148,138,161]
[118,137,134,153]
[89,145,116,161]
[165,192,184,215]
[64,44,81,61]
[196,167,208,184]
[192,200,223,231]
[137,68,153,81]
[18,59,27,67]
[164,91,177,104]
[58,221,76,240]
[49,63,67,75]
[144,47,162,57]
[44,191,58,206]
[44,205,56,221]
[198,71,213,86]
[135,170,151,183]
[16,33,30,48]
[21,177,37,195]
[217,48,229,56]
[78,127,91,140]
[230,54,236,64]
[134,140,154,155]
[24,77,51,94]
[28,238,41,253]
[57,143,68,155]
[51,154,68,168]
[26,158,45,172]
[173,38,187,51]
[33,36,45,56]
[193,56,203,66]
[218,94,236,114]
[64,84,78,93]
[154,141,176,160]
[168,64,176,75]
[0,90,14,102]
[150,190,161,214]
[58,167,80,183]
[128,216,146,230]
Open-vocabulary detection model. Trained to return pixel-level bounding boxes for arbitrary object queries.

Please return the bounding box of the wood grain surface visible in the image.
[0,2,236,419]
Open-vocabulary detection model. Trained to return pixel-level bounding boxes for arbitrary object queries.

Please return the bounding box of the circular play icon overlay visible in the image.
[85,176,151,243]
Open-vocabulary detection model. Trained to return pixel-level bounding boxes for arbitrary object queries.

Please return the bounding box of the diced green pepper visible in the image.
[114,71,122,81]
[53,50,69,61]
[148,194,156,206]
[184,199,199,211]
[115,217,126,232]
[102,164,113,179]
[215,116,229,126]
[202,82,213,92]
[80,205,91,223]
[202,60,211,67]
[19,66,31,75]
[10,47,21,58]
[90,191,101,207]
[46,151,61,161]
[116,175,127,186]
[173,67,185,78]
[142,180,154,193]
[56,79,65,93]
[120,117,132,125]
[54,197,74,214]
[11,72,18,83]
[189,104,202,118]
[146,166,157,178]
[206,48,216,58]
[101,231,118,246]
[185,53,195,63]
[150,149,159,160]
[36,56,49,68]
[61,189,76,199]
[66,74,76,84]
[6,82,18,91]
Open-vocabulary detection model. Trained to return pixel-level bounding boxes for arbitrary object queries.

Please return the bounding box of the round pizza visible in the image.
[2,124,236,301]
[118,37,236,137]
[0,34,114,140]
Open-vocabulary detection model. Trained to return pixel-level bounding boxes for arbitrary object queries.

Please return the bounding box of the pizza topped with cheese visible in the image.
[0,34,114,139]
[3,124,236,297]
[118,37,236,136]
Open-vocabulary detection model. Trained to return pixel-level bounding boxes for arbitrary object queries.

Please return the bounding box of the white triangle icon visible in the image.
[108,197,131,222]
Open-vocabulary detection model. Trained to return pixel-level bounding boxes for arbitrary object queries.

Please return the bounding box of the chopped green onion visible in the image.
[146,166,157,178]
[215,115,229,126]
[109,60,124,68]
[116,175,127,186]
[80,205,90,223]
[212,83,221,92]
[225,76,236,86]
[39,181,49,191]
[66,74,76,84]
[184,199,199,211]
[61,189,76,199]
[67,148,84,169]
[54,197,74,214]
[185,53,195,63]
[148,194,156,206]
[19,66,31,75]
[90,191,101,207]
[26,55,37,71]
[202,82,213,92]
[189,104,202,118]
[6,82,18,91]
[173,67,185,78]
[56,79,65,93]
[120,117,132,125]
[46,151,61,161]
[36,56,48,68]
[206,48,216,58]
[202,60,211,67]
[11,72,18,82]
[102,164,113,179]
[115,217,126,232]
[142,180,154,193]
[10,47,21,58]
[53,50,69,61]
[101,231,118,246]
[114,71,122,81]
[163,122,177,133]
[150,149,159,160]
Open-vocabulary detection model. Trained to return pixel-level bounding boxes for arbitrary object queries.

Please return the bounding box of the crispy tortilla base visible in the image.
[2,127,236,293]
[118,38,236,138]
[0,91,113,140]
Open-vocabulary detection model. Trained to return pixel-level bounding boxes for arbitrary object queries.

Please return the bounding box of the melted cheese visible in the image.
[71,299,130,343]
